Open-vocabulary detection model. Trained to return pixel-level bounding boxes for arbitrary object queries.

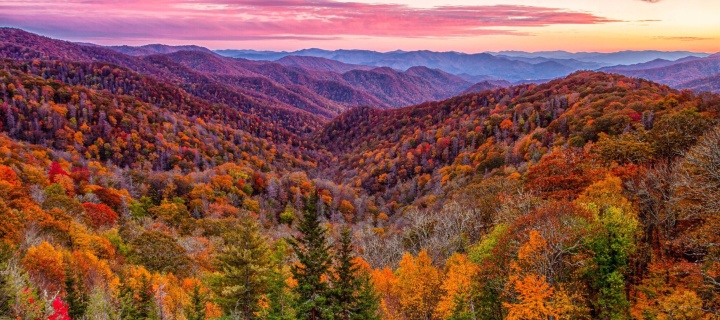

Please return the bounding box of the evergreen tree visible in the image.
[185,283,206,320]
[290,193,334,320]
[261,239,297,320]
[119,273,155,320]
[212,217,270,319]
[64,267,87,319]
[331,227,380,320]
[0,245,12,317]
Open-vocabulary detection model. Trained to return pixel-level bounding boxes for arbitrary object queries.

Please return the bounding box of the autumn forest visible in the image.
[1,27,720,320]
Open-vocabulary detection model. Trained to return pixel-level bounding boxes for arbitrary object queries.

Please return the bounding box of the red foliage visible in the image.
[82,202,118,229]
[628,112,642,122]
[48,297,70,320]
[48,162,69,183]
[93,188,123,210]
[70,167,90,183]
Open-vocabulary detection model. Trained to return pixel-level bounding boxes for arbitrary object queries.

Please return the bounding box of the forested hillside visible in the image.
[2,29,720,320]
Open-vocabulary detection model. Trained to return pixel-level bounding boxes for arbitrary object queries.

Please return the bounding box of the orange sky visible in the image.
[1,0,718,52]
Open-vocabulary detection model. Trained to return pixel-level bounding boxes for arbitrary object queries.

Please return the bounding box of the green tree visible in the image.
[261,239,297,320]
[331,227,380,320]
[185,283,206,320]
[213,217,270,319]
[290,195,334,320]
[64,267,87,319]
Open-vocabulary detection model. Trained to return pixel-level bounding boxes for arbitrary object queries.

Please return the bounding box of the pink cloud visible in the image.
[0,0,617,42]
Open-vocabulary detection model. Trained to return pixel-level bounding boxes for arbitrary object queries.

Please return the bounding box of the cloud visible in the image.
[0,0,617,43]
[655,36,715,41]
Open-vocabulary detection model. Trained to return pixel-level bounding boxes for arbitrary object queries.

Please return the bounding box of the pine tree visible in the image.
[290,193,334,320]
[185,283,206,320]
[261,239,296,320]
[331,227,380,320]
[64,268,87,319]
[213,217,270,319]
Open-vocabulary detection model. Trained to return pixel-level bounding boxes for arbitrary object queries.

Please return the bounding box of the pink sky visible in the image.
[1,0,718,52]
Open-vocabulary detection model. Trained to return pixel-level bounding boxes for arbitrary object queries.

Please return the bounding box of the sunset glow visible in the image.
[1,0,718,52]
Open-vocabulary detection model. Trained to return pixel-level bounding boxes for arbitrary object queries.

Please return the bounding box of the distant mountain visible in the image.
[494,50,709,66]
[460,80,513,95]
[678,73,720,93]
[494,55,602,70]
[600,56,703,72]
[217,48,709,81]
[216,49,574,80]
[276,55,374,73]
[340,66,471,107]
[606,53,720,87]
[107,44,215,56]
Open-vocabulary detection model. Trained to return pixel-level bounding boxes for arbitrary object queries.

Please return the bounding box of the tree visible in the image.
[576,176,638,319]
[48,297,71,320]
[185,282,206,320]
[64,267,87,319]
[290,199,334,320]
[436,253,478,319]
[21,241,65,295]
[331,228,380,320]
[260,239,296,320]
[213,217,270,319]
[504,275,557,320]
[396,250,442,320]
[82,202,118,229]
[130,231,191,276]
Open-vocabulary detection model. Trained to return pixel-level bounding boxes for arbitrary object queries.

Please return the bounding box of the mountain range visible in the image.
[3,27,720,319]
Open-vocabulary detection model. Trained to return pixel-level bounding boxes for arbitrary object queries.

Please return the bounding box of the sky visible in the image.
[0,0,718,53]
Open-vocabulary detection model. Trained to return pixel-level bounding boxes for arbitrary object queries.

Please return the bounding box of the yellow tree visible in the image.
[435,253,478,319]
[371,267,402,320]
[504,230,559,320]
[505,274,558,320]
[396,250,442,320]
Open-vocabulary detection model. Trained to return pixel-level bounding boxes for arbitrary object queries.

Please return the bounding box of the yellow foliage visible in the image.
[397,250,442,320]
[436,253,478,319]
[505,275,558,320]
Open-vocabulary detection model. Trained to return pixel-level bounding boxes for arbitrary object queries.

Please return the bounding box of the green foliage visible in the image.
[649,108,711,159]
[64,267,87,319]
[261,239,297,320]
[212,217,270,319]
[289,195,334,320]
[584,205,638,319]
[279,204,296,226]
[130,231,192,276]
[185,283,207,320]
[468,224,508,264]
[331,228,380,320]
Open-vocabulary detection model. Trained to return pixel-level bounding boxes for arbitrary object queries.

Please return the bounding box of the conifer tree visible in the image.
[331,227,380,320]
[213,217,270,319]
[290,193,333,320]
[64,268,86,319]
[185,283,206,320]
[261,239,297,320]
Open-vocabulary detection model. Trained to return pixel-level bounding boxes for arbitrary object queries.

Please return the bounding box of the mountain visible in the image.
[605,53,720,87]
[106,44,215,56]
[0,28,478,121]
[600,56,703,72]
[5,28,720,320]
[459,80,512,94]
[317,71,720,200]
[216,48,712,81]
[677,73,720,93]
[275,55,374,73]
[339,66,471,107]
[217,49,579,81]
[494,50,709,66]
